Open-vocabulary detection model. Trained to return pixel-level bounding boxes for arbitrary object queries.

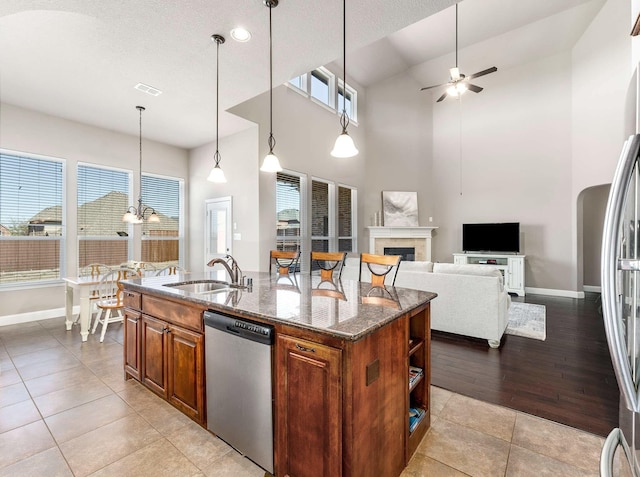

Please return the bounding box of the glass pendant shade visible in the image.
[331,132,358,158]
[122,211,136,223]
[147,211,160,223]
[260,153,282,172]
[207,164,227,183]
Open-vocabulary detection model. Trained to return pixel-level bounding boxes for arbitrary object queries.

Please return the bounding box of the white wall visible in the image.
[431,52,574,291]
[0,103,188,319]
[230,81,367,271]
[572,0,632,291]
[363,73,434,232]
[188,126,261,273]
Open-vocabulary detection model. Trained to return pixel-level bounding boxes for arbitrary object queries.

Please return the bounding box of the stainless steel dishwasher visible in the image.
[203,310,274,474]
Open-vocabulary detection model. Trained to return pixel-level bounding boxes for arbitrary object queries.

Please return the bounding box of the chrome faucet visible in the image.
[207,254,243,286]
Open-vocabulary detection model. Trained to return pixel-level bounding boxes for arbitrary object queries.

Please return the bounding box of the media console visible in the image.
[453,252,525,296]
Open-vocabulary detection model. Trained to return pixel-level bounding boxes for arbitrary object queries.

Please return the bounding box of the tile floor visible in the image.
[0,317,605,477]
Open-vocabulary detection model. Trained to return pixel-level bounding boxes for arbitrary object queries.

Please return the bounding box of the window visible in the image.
[311,179,334,254]
[288,73,307,92]
[276,171,305,254]
[141,174,183,268]
[338,185,356,252]
[310,68,334,108]
[0,151,65,285]
[311,178,356,260]
[77,164,130,270]
[338,81,357,122]
[288,67,357,121]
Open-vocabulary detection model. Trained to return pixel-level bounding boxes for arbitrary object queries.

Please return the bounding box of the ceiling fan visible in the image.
[420,3,497,102]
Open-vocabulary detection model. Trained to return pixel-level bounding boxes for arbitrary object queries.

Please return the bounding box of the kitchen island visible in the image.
[121,270,436,477]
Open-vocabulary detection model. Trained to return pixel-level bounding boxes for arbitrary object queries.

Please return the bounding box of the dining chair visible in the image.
[269,250,301,275]
[92,267,139,342]
[359,253,402,286]
[155,265,186,276]
[78,263,113,323]
[310,251,346,280]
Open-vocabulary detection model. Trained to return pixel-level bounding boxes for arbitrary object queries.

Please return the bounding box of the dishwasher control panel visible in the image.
[204,310,274,345]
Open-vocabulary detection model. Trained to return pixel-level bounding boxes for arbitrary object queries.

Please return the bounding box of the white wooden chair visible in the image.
[91,268,139,342]
[154,265,186,276]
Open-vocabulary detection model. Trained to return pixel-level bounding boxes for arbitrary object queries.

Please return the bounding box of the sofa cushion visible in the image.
[433,263,501,278]
[398,261,433,273]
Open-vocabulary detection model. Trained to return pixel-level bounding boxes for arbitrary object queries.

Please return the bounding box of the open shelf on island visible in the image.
[408,338,424,357]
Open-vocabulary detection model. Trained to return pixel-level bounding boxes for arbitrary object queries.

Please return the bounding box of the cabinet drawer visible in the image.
[142,295,203,332]
[123,290,141,310]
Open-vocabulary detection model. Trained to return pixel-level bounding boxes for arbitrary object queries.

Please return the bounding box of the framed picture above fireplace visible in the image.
[382,191,419,227]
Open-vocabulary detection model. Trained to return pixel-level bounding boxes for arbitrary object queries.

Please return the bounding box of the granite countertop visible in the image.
[122,270,436,341]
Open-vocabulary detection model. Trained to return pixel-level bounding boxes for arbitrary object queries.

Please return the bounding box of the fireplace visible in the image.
[384,247,415,261]
[367,226,437,262]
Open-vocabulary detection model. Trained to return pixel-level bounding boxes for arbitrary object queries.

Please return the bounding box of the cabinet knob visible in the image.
[295,343,315,353]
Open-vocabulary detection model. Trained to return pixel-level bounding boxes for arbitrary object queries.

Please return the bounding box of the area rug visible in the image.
[505,302,546,341]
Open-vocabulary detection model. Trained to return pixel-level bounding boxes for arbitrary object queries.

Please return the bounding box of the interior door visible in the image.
[205,197,232,270]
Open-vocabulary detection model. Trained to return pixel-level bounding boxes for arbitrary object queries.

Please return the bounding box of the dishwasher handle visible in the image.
[204,310,274,345]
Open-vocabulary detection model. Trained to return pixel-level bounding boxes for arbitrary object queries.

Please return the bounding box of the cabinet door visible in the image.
[167,325,205,423]
[141,314,168,397]
[275,335,342,477]
[124,308,141,380]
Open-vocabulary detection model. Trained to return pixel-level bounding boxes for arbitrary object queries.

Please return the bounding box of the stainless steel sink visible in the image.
[164,280,231,294]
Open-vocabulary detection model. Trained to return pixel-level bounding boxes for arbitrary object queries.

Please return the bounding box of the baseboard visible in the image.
[525,287,585,299]
[0,306,78,327]
[583,285,601,293]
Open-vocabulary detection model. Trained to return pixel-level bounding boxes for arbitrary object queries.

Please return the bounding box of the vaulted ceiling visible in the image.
[0,0,603,149]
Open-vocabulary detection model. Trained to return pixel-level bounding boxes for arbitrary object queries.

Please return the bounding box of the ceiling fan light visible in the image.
[261,153,282,172]
[331,132,359,158]
[456,82,468,94]
[447,85,459,97]
[207,164,227,183]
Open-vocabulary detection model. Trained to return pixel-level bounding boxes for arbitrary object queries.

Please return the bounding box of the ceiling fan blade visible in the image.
[466,66,497,80]
[420,83,447,91]
[436,92,448,102]
[467,83,483,93]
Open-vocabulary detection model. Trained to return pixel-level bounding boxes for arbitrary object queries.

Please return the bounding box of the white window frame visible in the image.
[338,79,358,124]
[287,73,309,96]
[310,67,336,110]
[337,184,357,254]
[276,169,307,269]
[311,177,336,254]
[0,149,66,288]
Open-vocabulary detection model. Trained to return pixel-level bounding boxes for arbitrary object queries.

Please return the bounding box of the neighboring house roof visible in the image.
[29,191,178,236]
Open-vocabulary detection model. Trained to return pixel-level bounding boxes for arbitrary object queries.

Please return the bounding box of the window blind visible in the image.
[141,174,182,267]
[338,186,355,252]
[276,172,301,253]
[311,179,330,254]
[0,152,64,284]
[77,164,129,269]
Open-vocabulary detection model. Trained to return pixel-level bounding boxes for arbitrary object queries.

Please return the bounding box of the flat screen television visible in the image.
[462,222,520,253]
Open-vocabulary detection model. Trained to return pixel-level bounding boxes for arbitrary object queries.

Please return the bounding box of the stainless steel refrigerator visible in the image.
[601,134,640,476]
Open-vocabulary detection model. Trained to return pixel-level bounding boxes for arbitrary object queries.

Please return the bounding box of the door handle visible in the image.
[600,428,632,477]
[295,343,315,353]
[601,134,640,412]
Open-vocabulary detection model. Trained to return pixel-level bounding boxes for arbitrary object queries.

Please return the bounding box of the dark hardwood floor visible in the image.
[431,292,619,437]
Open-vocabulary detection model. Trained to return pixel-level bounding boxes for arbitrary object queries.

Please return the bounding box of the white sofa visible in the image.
[342,258,511,348]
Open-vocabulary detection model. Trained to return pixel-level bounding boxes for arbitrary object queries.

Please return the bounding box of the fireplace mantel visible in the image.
[367,226,438,262]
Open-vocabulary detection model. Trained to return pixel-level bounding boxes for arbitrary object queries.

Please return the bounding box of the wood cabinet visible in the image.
[124,291,206,425]
[274,303,430,477]
[275,335,343,477]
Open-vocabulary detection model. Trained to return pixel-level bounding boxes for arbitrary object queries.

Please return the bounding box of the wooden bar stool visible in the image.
[310,251,347,280]
[269,250,300,275]
[359,253,401,286]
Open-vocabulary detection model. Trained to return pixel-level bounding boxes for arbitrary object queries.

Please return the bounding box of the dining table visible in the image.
[64,275,102,341]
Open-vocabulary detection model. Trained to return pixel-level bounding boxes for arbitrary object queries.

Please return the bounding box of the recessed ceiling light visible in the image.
[230,27,251,42]
[134,83,162,97]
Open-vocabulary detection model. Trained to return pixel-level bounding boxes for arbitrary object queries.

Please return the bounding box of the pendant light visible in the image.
[207,34,227,183]
[260,0,283,172]
[330,0,358,158]
[122,106,160,224]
